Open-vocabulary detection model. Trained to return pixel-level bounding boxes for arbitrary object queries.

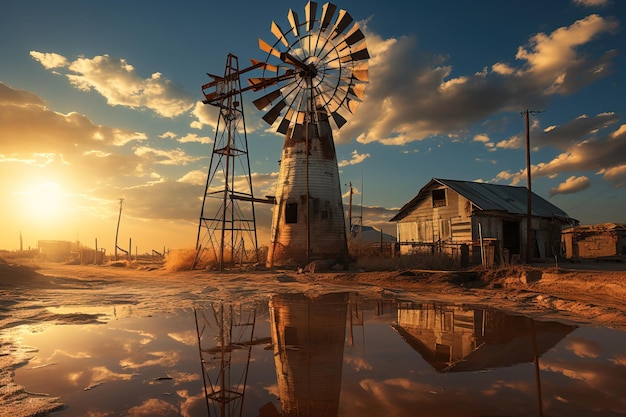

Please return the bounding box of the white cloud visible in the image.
[495,135,523,149]
[336,15,618,147]
[473,134,490,143]
[177,170,207,185]
[29,51,69,69]
[549,175,591,196]
[573,0,610,7]
[133,146,200,166]
[31,52,195,118]
[178,133,212,144]
[190,101,219,131]
[159,131,178,140]
[491,62,515,75]
[515,14,618,93]
[338,150,371,167]
[597,164,626,188]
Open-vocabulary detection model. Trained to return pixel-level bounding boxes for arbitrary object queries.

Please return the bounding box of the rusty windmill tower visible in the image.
[196,55,264,270]
[252,1,370,267]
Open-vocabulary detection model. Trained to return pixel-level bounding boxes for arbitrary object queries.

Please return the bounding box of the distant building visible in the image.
[562,223,626,260]
[389,178,577,264]
[38,240,72,262]
[348,224,396,244]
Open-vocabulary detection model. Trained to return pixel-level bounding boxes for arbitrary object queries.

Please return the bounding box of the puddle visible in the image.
[10,293,626,416]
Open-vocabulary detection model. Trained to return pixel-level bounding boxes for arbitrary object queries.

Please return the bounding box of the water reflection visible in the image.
[264,292,349,417]
[393,302,576,372]
[10,295,626,417]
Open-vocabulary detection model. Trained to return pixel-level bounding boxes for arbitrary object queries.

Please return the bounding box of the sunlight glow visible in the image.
[19,182,66,221]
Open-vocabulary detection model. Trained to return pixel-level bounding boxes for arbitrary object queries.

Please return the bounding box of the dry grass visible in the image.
[349,242,457,271]
[164,249,210,271]
[164,247,266,271]
[0,250,42,269]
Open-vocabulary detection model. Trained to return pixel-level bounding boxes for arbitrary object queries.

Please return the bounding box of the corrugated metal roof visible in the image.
[390,178,574,222]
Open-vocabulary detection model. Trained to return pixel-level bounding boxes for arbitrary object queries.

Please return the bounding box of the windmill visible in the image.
[251,1,370,267]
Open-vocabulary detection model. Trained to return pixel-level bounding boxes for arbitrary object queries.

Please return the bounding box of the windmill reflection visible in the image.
[195,303,267,417]
[392,302,576,373]
[263,292,350,417]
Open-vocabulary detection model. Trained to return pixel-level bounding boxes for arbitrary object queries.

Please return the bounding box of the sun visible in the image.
[21,182,67,221]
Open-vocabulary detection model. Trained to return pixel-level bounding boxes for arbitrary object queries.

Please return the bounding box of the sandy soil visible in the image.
[1,258,625,416]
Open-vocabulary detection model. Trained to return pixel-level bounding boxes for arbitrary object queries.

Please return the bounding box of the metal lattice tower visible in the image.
[195,54,259,269]
[194,304,257,417]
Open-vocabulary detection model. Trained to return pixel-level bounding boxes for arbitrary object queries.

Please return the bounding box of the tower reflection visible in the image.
[265,292,349,417]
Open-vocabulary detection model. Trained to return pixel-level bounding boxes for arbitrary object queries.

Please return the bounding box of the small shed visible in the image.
[38,240,72,262]
[389,178,576,264]
[562,223,626,260]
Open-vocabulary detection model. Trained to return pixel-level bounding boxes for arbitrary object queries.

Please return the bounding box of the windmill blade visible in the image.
[263,99,287,125]
[352,66,369,82]
[337,85,362,104]
[292,123,305,140]
[305,1,317,32]
[340,48,370,63]
[348,83,366,100]
[345,97,361,114]
[337,38,368,57]
[338,26,365,50]
[259,38,282,59]
[253,89,283,110]
[335,25,366,57]
[320,3,337,31]
[271,21,290,48]
[249,58,280,74]
[329,9,353,39]
[287,8,300,37]
[276,107,298,134]
[277,113,292,134]
[330,111,348,129]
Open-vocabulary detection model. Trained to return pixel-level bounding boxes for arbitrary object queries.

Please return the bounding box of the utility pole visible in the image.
[115,198,124,261]
[523,109,543,263]
[347,181,353,238]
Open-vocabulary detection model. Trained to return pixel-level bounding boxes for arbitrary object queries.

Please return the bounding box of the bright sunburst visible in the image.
[20,182,66,221]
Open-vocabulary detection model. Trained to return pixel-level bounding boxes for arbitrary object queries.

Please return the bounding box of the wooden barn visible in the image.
[389,178,576,264]
[561,223,626,260]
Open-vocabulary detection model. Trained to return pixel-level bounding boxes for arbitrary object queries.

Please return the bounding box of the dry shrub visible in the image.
[349,241,456,271]
[0,250,42,269]
[164,247,265,271]
[164,248,214,271]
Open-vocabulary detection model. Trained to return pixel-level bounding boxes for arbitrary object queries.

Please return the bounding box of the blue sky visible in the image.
[1,0,624,252]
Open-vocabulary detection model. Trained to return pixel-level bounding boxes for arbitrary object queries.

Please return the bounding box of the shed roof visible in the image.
[390,178,574,222]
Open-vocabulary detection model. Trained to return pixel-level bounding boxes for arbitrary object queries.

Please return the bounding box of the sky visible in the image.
[1,0,625,253]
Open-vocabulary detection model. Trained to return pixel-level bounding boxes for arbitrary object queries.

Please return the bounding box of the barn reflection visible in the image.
[392,302,576,373]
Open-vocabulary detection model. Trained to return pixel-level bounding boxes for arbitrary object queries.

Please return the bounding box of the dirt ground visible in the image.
[1,258,625,416]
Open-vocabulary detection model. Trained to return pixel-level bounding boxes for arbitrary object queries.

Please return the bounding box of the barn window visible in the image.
[285,203,298,224]
[432,189,447,207]
[321,210,329,220]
